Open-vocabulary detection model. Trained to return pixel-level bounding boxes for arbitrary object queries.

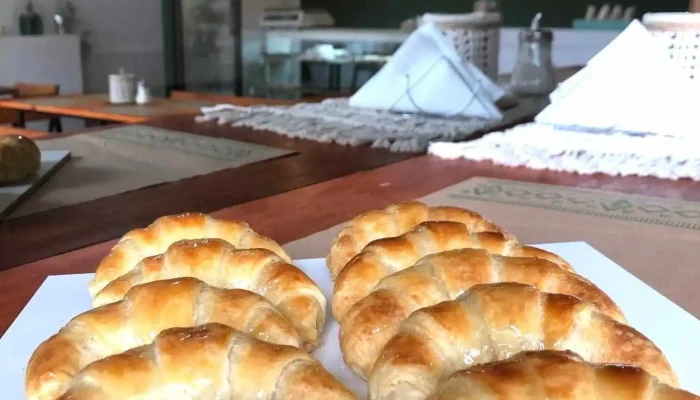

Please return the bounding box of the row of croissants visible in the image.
[25,201,697,400]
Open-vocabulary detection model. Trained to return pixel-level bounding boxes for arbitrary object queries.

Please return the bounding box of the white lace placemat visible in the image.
[428,122,700,180]
[196,98,541,152]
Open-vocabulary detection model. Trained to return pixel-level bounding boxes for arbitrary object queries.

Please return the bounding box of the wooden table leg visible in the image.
[14,110,26,128]
[49,117,63,132]
[327,64,335,91]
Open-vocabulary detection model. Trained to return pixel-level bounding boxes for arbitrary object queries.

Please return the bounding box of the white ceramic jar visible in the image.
[108,72,136,104]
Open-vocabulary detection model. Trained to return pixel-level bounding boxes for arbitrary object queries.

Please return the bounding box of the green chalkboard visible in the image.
[302,0,689,28]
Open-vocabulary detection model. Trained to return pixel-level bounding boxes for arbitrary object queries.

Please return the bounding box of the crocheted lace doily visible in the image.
[428,122,700,180]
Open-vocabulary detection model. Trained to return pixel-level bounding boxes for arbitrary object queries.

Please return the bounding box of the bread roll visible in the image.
[93,239,325,350]
[55,324,358,400]
[370,283,676,400]
[0,134,41,184]
[340,249,625,379]
[89,212,291,296]
[26,278,301,400]
[333,221,573,322]
[327,201,510,278]
[430,351,697,400]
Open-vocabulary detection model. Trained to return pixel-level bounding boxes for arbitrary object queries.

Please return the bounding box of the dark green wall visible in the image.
[302,0,689,28]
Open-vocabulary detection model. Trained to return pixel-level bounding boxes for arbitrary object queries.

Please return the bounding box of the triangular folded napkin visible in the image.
[349,22,504,120]
[537,20,699,139]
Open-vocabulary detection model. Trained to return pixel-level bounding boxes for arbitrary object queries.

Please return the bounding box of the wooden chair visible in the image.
[0,93,20,127]
[0,82,62,132]
[17,83,62,132]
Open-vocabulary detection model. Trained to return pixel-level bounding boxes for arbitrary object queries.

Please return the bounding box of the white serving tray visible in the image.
[2,242,699,399]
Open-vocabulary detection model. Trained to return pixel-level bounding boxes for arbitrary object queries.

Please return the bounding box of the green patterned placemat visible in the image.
[9,125,294,218]
[285,177,700,262]
[86,124,261,162]
[448,178,700,231]
[285,176,700,317]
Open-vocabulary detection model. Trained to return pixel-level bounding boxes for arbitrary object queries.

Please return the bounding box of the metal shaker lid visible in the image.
[519,29,554,42]
[520,12,554,42]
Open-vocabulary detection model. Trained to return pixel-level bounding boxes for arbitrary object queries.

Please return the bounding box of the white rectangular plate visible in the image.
[0,150,70,218]
[2,242,699,399]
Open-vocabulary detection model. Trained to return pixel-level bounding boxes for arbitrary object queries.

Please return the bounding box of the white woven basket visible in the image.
[419,12,502,81]
[643,12,700,80]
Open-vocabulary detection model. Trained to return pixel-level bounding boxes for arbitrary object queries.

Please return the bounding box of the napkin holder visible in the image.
[349,23,504,120]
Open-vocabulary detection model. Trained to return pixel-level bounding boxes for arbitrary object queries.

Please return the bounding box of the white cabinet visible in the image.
[0,34,83,94]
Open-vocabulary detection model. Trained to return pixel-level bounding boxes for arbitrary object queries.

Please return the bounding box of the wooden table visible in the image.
[0,116,416,270]
[0,93,294,125]
[0,125,51,138]
[1,154,698,335]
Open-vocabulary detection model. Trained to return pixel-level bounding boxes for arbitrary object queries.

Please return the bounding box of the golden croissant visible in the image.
[370,283,676,400]
[333,220,573,322]
[26,278,302,400]
[430,351,697,400]
[93,239,326,350]
[89,212,291,296]
[340,248,625,379]
[55,324,358,400]
[327,201,511,278]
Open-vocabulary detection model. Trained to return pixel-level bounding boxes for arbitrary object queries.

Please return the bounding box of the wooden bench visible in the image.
[0,125,52,139]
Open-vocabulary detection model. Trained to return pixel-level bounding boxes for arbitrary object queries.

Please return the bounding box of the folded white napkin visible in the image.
[537,19,700,139]
[349,22,504,120]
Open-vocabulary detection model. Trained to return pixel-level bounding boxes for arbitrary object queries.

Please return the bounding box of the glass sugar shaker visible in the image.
[510,13,557,97]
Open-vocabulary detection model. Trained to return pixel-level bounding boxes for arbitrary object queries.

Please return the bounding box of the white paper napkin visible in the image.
[349,23,504,120]
[537,20,700,138]
[549,20,674,105]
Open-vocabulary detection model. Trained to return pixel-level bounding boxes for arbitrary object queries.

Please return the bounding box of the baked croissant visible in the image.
[55,323,358,400]
[429,351,697,400]
[26,278,301,400]
[89,212,291,297]
[340,248,625,379]
[333,221,574,322]
[369,283,677,400]
[327,201,511,278]
[93,239,326,350]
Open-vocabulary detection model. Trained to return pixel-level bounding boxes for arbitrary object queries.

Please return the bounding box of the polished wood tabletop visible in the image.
[0,115,416,270]
[0,92,301,124]
[0,94,214,123]
[1,154,698,335]
[0,125,52,139]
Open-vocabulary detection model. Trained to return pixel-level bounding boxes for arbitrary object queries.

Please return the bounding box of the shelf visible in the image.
[262,52,301,61]
[264,28,411,44]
